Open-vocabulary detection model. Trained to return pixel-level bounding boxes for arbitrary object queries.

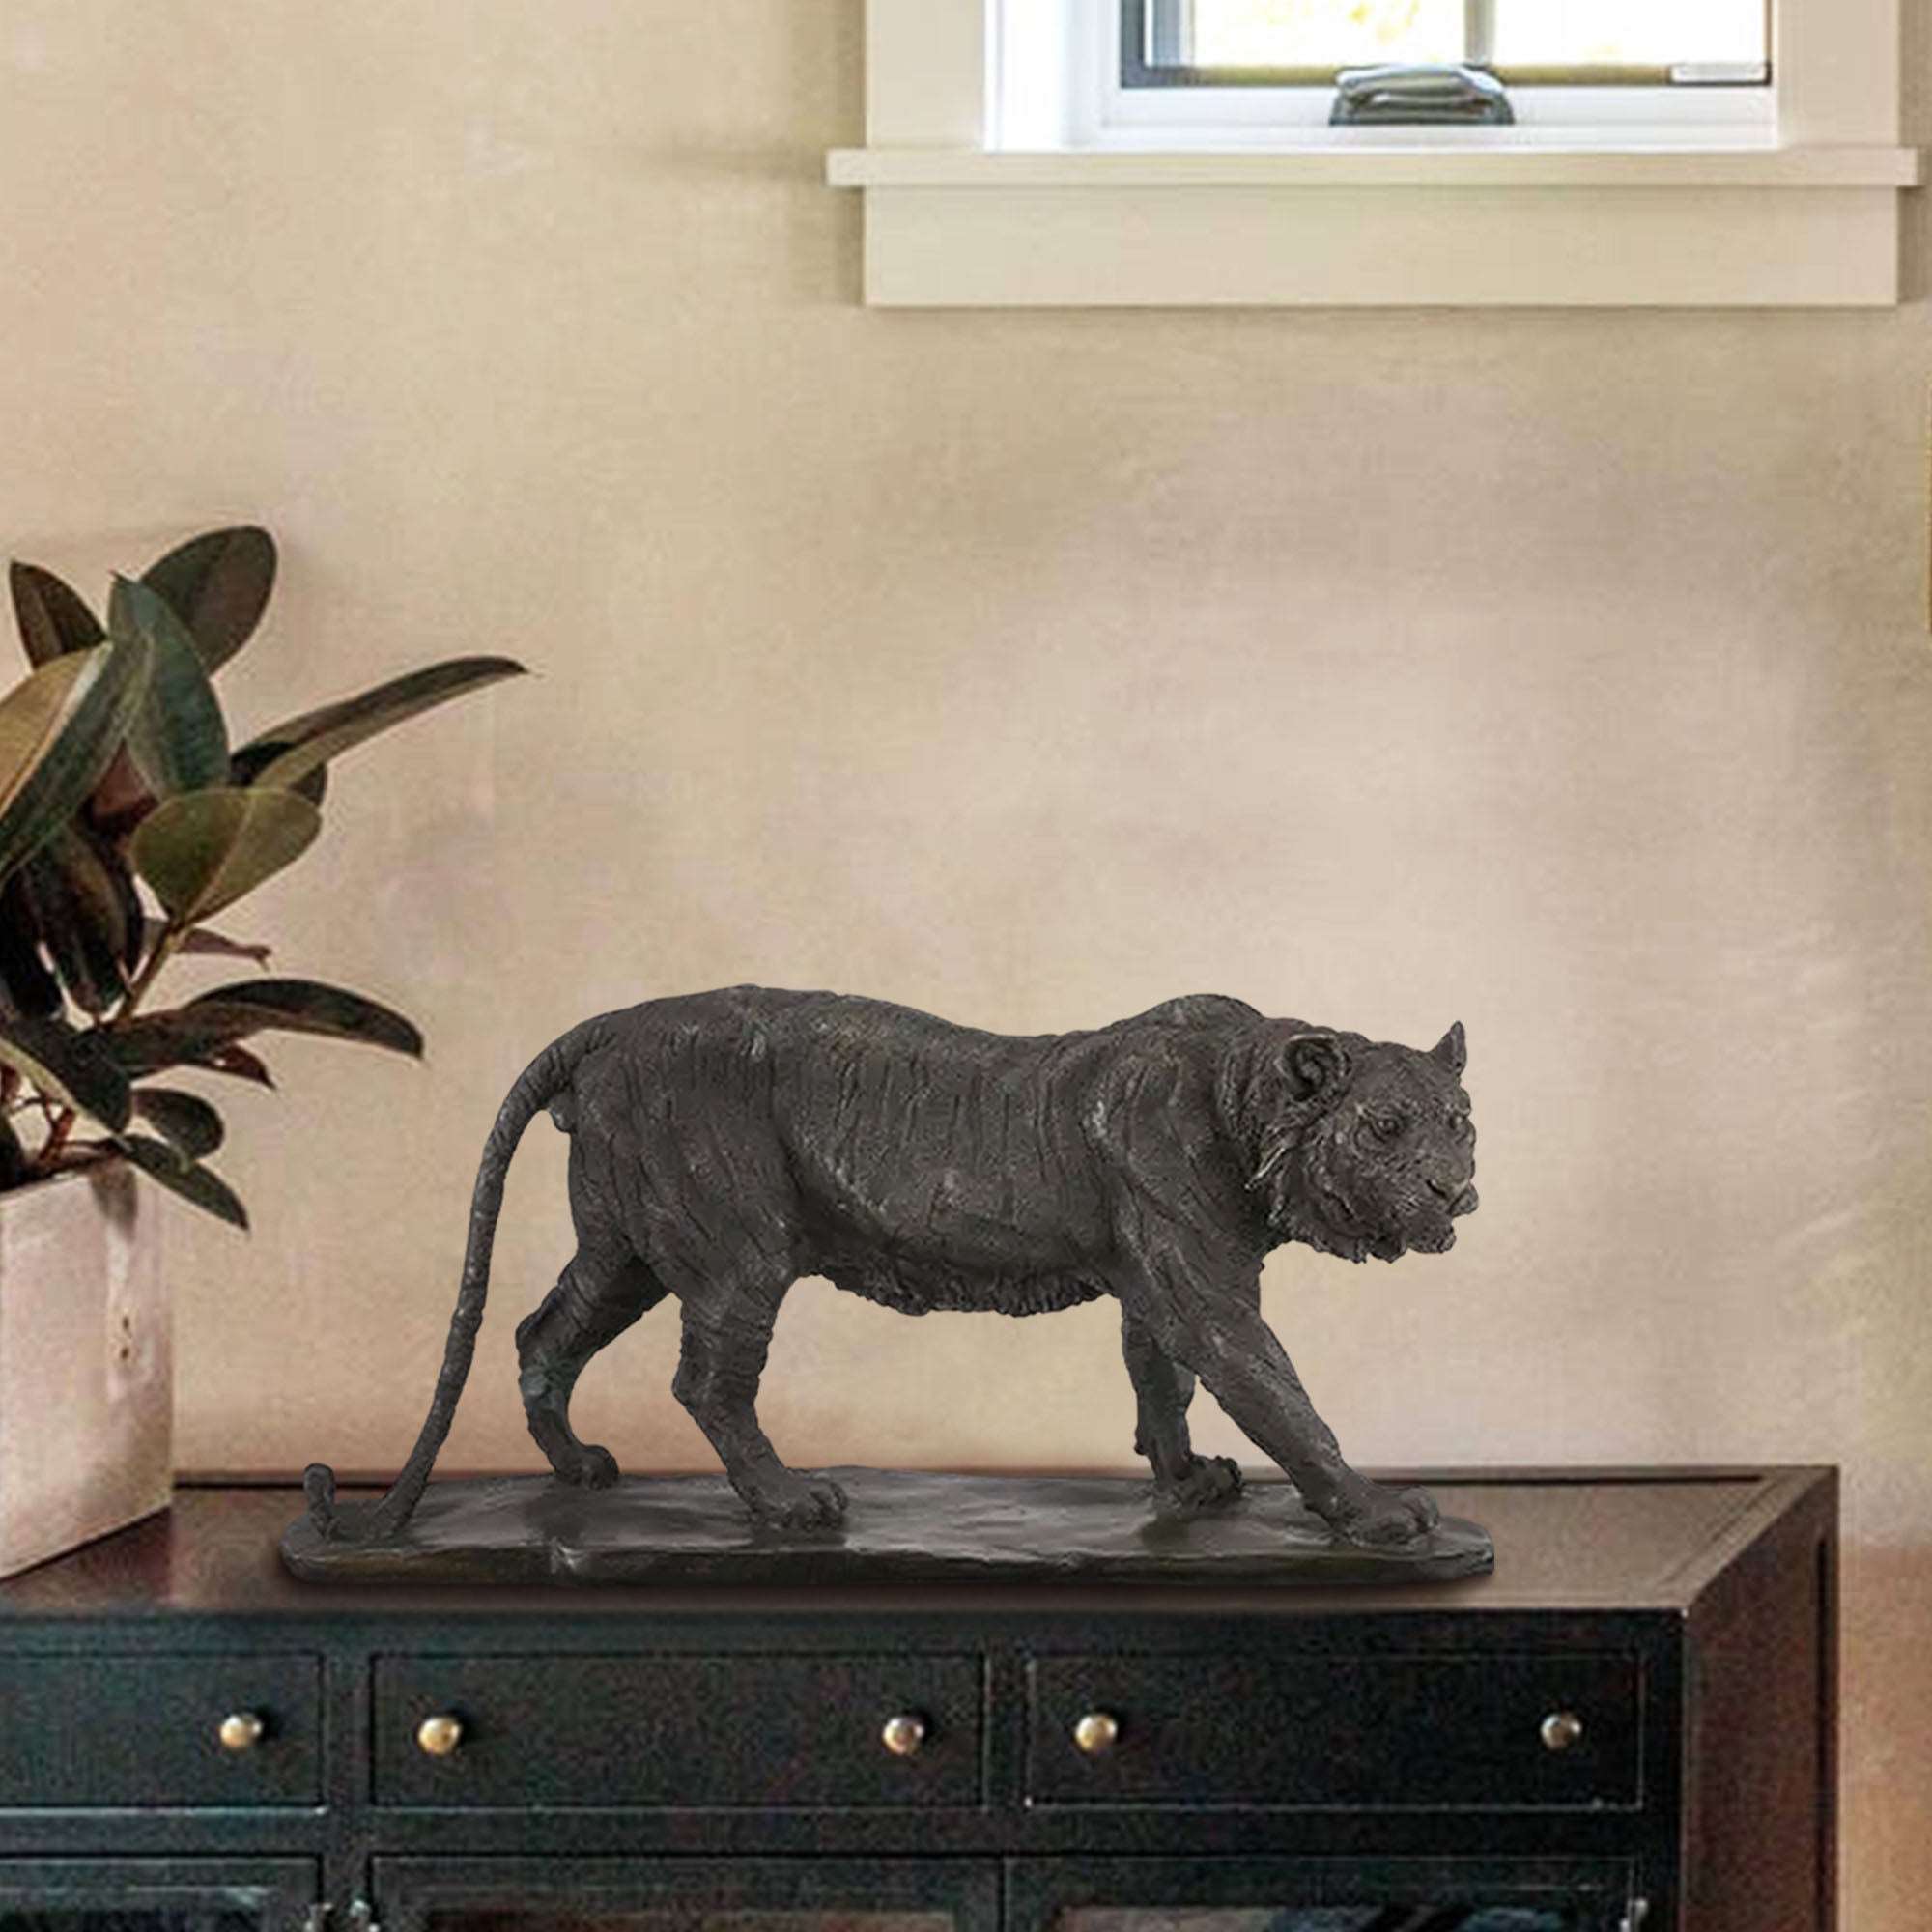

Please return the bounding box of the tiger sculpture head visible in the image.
[1221,1019,1478,1265]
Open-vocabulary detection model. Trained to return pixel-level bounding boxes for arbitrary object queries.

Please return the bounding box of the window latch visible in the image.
[1330,63,1516,126]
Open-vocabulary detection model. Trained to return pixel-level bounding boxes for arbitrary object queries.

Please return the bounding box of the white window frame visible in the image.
[826,0,1922,307]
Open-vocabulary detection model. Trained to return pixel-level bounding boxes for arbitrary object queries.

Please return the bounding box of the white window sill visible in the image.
[825,143,1924,308]
[829,144,1921,190]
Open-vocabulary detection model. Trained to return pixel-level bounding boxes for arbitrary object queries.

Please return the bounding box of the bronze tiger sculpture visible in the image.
[304,987,1478,1550]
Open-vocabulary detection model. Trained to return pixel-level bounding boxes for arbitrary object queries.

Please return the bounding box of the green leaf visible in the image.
[228,738,327,807]
[99,825,145,969]
[131,1087,224,1161]
[0,637,152,886]
[140,526,276,673]
[141,920,272,967]
[0,1012,132,1129]
[196,1041,274,1088]
[87,746,158,835]
[116,1132,248,1229]
[20,827,129,1015]
[129,785,320,923]
[184,979,423,1057]
[102,1010,248,1079]
[0,874,61,1019]
[105,980,419,1076]
[108,576,229,798]
[9,562,103,668]
[240,656,526,794]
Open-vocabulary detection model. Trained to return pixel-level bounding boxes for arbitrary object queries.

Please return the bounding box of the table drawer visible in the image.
[0,1653,320,1806]
[1025,1652,1640,1809]
[376,1653,983,1808]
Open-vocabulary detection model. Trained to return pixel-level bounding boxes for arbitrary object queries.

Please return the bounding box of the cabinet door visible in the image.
[1009,1856,1639,1932]
[372,1858,999,1932]
[0,1859,314,1932]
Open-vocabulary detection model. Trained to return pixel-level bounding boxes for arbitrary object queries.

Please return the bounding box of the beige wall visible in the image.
[3,1,1929,1918]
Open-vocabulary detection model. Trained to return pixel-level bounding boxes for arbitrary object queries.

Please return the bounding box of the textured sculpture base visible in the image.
[280,1468,1493,1586]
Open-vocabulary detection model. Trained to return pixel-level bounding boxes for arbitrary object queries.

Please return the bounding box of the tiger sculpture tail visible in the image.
[301,1017,611,1543]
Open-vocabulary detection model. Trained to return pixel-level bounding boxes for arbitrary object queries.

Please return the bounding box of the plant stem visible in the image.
[39,1108,75,1169]
[113,922,182,1026]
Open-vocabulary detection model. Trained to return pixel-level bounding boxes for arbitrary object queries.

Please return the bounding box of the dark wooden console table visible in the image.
[0,1467,1835,1932]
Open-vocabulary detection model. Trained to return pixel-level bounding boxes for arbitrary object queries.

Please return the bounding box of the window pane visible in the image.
[1490,0,1766,68]
[1181,0,1465,71]
[1148,0,1770,74]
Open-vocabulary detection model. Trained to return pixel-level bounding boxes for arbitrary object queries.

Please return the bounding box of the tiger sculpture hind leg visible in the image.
[514,1245,666,1490]
[514,1131,670,1490]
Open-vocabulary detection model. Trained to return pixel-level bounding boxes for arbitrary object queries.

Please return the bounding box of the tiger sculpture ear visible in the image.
[1432,1021,1466,1076]
[1280,1030,1351,1103]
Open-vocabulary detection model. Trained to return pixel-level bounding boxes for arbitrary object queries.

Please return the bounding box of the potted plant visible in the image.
[0,526,522,1576]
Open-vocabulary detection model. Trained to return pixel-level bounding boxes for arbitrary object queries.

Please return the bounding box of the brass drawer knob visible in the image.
[1072,1710,1121,1757]
[880,1712,927,1758]
[416,1713,465,1758]
[217,1711,266,1753]
[1541,1710,1585,1753]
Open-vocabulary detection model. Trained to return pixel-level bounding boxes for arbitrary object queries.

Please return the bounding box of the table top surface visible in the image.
[0,1465,1832,1621]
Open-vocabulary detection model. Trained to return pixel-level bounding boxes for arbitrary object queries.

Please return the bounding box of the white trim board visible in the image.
[848,181,1906,309]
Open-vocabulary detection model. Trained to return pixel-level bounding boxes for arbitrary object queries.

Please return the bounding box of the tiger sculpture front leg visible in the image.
[1116,1230,1437,1548]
